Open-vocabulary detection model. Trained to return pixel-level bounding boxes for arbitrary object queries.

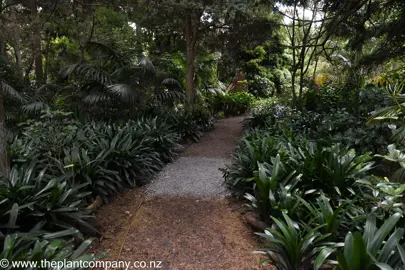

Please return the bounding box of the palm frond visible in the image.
[21,102,48,115]
[86,42,127,67]
[199,87,225,95]
[1,81,24,103]
[82,93,111,106]
[138,57,156,76]
[392,126,405,144]
[367,105,403,125]
[106,84,137,104]
[79,81,107,94]
[154,89,184,103]
[161,78,183,89]
[5,111,18,121]
[34,83,57,95]
[58,64,111,85]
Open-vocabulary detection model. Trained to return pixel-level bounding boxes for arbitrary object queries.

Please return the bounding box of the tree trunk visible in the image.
[12,39,23,76]
[33,33,43,83]
[185,15,197,107]
[290,2,297,107]
[186,46,195,105]
[0,89,9,180]
[31,0,43,84]
[298,67,304,105]
[43,36,51,82]
[291,69,297,107]
[312,56,319,82]
[9,3,23,77]
[0,2,3,62]
[0,41,7,63]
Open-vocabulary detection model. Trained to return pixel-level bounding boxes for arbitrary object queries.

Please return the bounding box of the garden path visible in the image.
[92,116,271,270]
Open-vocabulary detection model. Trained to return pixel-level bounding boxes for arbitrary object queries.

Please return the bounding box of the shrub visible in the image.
[245,156,302,222]
[166,111,204,143]
[0,162,95,236]
[256,213,336,270]
[297,193,348,241]
[205,92,254,116]
[228,97,405,269]
[336,213,405,270]
[244,98,278,129]
[287,143,374,198]
[9,112,186,200]
[303,84,344,112]
[246,102,391,155]
[223,130,288,194]
[188,107,215,132]
[245,102,322,133]
[1,235,96,270]
[248,75,275,97]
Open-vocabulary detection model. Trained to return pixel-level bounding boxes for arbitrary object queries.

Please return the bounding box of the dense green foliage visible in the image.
[225,81,405,269]
[1,0,405,268]
[1,236,96,270]
[206,92,255,117]
[0,108,213,266]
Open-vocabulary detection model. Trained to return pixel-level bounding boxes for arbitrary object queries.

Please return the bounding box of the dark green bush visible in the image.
[9,114,184,200]
[248,75,275,97]
[287,143,374,198]
[244,156,302,222]
[223,129,288,194]
[0,162,95,236]
[257,213,337,270]
[1,234,96,270]
[335,213,405,270]
[2,107,214,267]
[245,100,391,155]
[166,110,205,143]
[205,92,254,116]
[303,84,344,112]
[227,96,405,269]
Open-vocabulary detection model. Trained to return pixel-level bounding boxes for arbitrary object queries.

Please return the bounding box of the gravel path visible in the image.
[92,116,271,270]
[149,116,244,197]
[148,157,228,197]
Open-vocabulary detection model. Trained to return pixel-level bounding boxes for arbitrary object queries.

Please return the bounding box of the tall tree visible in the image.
[279,0,326,105]
[0,74,23,180]
[30,0,43,84]
[132,0,268,106]
[331,0,405,66]
[277,0,370,106]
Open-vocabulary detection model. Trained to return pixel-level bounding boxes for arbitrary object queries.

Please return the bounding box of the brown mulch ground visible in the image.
[90,116,273,270]
[184,116,245,158]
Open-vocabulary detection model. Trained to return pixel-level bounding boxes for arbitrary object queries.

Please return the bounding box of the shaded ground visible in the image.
[184,116,244,158]
[91,116,271,269]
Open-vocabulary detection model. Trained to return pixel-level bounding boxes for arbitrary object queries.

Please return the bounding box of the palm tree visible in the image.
[57,43,184,118]
[0,80,23,180]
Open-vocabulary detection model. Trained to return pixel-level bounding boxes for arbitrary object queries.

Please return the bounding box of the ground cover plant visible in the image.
[225,82,405,269]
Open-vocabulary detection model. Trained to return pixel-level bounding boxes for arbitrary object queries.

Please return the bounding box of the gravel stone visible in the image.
[148,156,229,197]
[148,116,244,197]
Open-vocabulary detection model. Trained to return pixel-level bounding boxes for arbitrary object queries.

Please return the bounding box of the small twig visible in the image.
[116,196,146,261]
